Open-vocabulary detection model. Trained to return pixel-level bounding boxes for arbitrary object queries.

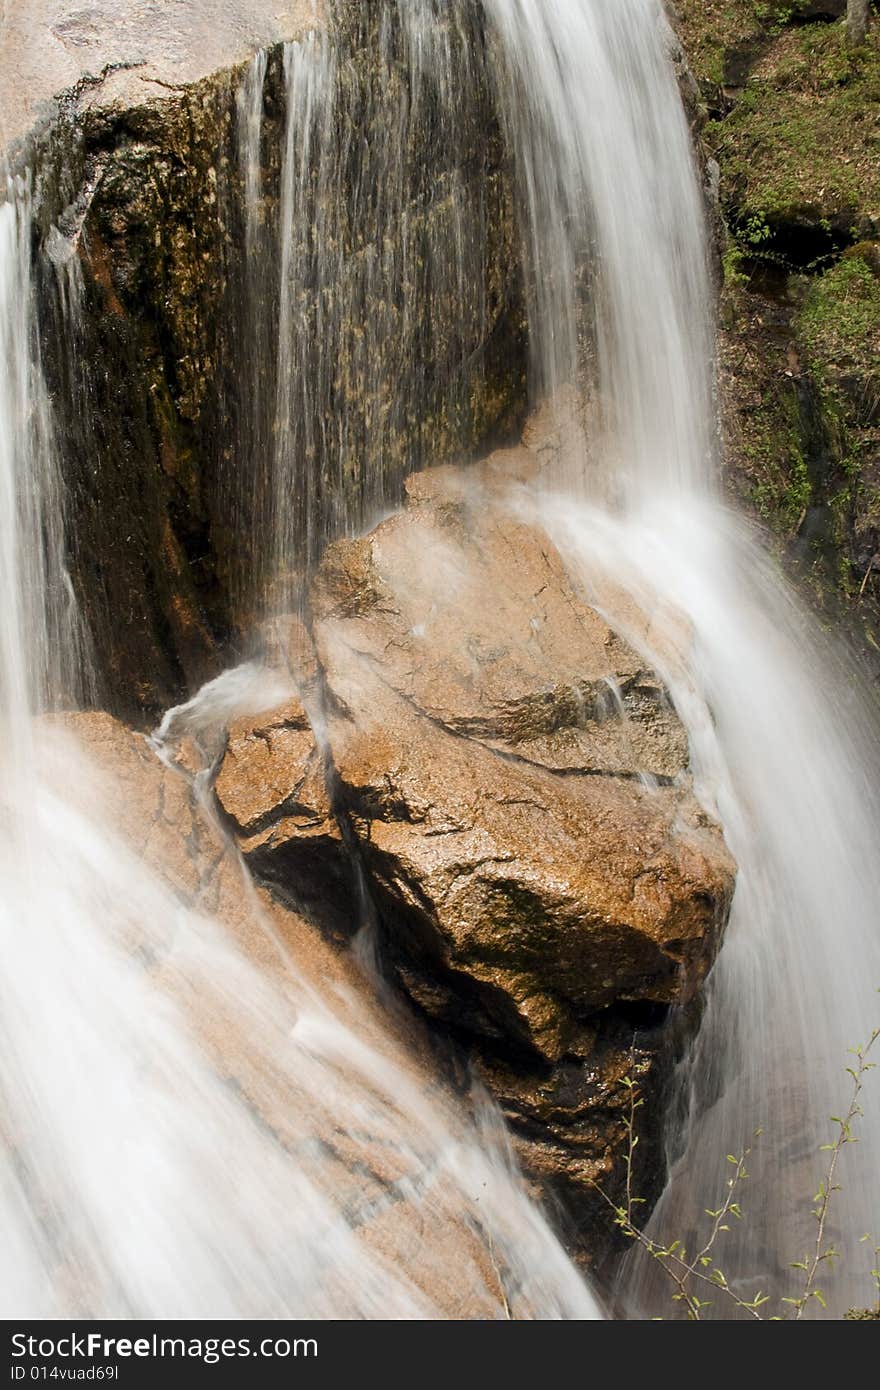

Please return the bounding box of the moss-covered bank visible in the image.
[676,1,880,657]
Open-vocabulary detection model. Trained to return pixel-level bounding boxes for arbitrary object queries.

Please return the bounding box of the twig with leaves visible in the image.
[591,1069,768,1319]
[593,1022,879,1320]
[786,1026,879,1319]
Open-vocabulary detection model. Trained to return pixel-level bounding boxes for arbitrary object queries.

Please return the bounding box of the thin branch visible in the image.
[790,1027,879,1320]
[592,1073,766,1321]
[598,1021,879,1322]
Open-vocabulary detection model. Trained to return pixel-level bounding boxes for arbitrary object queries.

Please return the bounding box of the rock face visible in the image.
[214,454,737,1259]
[2,1,742,1273]
[0,1,326,147]
[12,0,526,719]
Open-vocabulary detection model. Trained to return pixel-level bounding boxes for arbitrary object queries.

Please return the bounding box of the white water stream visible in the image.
[0,181,599,1317]
[484,0,880,1315]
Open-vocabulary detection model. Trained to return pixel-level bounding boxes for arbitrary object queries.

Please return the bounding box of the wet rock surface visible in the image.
[7,1,526,720]
[46,708,560,1318]
[1,0,741,1273]
[214,454,737,1260]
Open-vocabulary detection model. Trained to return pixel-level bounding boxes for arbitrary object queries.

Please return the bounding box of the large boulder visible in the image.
[215,453,737,1255]
[1,1,325,147]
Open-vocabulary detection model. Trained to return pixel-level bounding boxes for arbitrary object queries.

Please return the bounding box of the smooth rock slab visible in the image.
[0,0,324,145]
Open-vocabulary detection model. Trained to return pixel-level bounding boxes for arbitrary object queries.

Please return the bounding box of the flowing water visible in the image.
[481,0,880,1315]
[2,0,878,1321]
[484,0,714,500]
[232,3,511,612]
[0,176,599,1318]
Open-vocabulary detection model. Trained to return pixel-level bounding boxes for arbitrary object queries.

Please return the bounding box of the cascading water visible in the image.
[4,0,877,1323]
[232,3,516,613]
[0,173,600,1317]
[484,0,714,500]
[0,181,86,739]
[482,0,880,1315]
[551,500,880,1315]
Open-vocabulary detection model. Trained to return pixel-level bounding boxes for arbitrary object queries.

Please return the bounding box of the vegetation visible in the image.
[705,21,880,245]
[675,3,880,646]
[594,1023,880,1319]
[798,248,880,398]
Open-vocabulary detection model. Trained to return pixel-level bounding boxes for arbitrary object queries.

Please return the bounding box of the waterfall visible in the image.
[0,169,598,1318]
[3,0,877,1323]
[0,182,85,740]
[232,3,511,614]
[484,0,714,500]
[482,0,880,1315]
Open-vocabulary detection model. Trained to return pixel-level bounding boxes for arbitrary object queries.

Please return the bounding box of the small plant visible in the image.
[785,1026,879,1317]
[594,1024,879,1319]
[722,244,750,290]
[742,211,773,247]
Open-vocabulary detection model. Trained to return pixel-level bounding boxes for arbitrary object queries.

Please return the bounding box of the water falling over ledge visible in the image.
[1,0,878,1323]
[0,167,602,1318]
[484,0,880,1315]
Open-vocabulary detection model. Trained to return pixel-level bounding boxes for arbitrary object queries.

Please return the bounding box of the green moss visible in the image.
[752,1,816,31]
[787,252,880,600]
[681,4,880,639]
[754,455,812,529]
[707,24,880,236]
[798,252,880,397]
[674,1,768,89]
[746,387,813,531]
[674,0,831,90]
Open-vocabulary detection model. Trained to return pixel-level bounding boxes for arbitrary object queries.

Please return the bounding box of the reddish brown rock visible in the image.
[305,454,734,1058]
[216,457,736,1036]
[45,709,579,1317]
[208,454,736,1261]
[214,698,352,933]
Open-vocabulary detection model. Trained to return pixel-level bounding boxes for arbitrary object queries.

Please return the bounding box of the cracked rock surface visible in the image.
[215,452,737,1259]
[222,453,735,1059]
[0,0,324,146]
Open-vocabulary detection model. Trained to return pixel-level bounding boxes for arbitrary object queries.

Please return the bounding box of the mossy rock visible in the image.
[673,0,846,96]
[679,3,880,651]
[705,22,880,251]
[798,248,880,422]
